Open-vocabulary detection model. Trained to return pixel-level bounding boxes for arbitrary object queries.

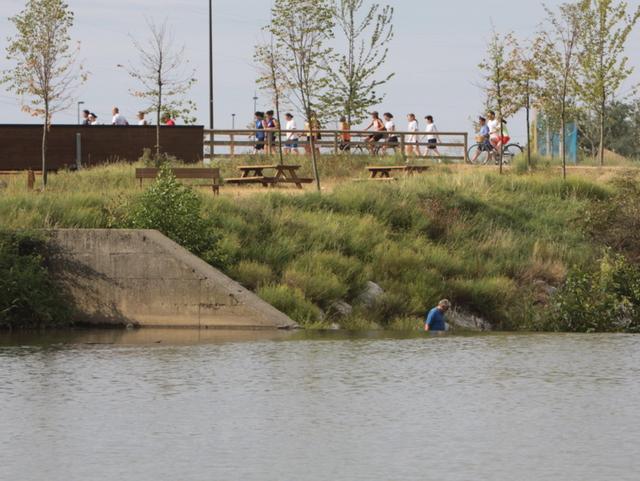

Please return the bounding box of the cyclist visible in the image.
[487,110,502,151]
[500,119,511,146]
[469,116,493,164]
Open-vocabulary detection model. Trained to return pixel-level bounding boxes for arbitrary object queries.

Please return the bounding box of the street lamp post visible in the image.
[77,101,85,125]
[253,92,258,114]
[209,0,214,156]
[230,113,236,157]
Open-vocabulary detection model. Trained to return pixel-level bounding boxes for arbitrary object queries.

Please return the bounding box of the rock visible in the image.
[447,309,492,331]
[329,323,341,331]
[327,301,353,319]
[532,280,558,305]
[356,281,384,308]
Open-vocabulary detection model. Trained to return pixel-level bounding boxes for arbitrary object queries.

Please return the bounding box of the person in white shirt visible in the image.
[137,111,148,126]
[283,113,299,155]
[424,115,441,160]
[487,110,502,150]
[112,107,129,126]
[382,112,398,154]
[406,113,420,158]
[89,113,99,125]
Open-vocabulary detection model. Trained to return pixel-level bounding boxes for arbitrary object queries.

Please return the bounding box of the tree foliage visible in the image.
[575,0,640,165]
[534,1,588,178]
[266,0,337,190]
[325,0,394,124]
[2,0,85,187]
[122,19,196,157]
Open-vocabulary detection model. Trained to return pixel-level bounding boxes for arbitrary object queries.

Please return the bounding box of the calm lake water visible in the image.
[1,329,639,481]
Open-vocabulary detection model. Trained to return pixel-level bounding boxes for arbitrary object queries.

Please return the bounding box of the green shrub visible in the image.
[257,284,323,325]
[0,231,72,329]
[543,251,640,332]
[120,164,227,267]
[584,173,640,262]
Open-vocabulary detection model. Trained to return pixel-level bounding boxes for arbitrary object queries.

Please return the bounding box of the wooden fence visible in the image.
[204,129,468,163]
[0,124,204,171]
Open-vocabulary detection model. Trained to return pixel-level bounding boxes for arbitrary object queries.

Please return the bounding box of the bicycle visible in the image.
[467,141,523,165]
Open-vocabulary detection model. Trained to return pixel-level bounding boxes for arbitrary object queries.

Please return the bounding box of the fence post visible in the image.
[75,133,82,170]
[400,133,406,163]
[230,132,235,158]
[334,132,339,155]
[463,133,468,163]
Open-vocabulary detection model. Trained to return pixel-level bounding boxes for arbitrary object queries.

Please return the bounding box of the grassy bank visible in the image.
[1,159,638,330]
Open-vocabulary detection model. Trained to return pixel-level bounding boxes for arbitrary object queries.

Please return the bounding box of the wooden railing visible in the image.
[203,129,468,163]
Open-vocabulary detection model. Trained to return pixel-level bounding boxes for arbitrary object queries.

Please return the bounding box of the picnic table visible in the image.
[225,164,313,189]
[135,167,220,195]
[366,165,430,179]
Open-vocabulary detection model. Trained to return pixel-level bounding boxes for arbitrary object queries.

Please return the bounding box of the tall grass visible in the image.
[0,161,624,329]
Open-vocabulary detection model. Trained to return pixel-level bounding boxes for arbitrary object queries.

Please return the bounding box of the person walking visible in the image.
[284,113,299,155]
[424,115,441,160]
[406,113,420,158]
[425,299,451,332]
[364,111,386,154]
[137,111,148,126]
[81,109,91,126]
[254,111,266,153]
[111,107,129,126]
[265,110,278,155]
[382,113,398,155]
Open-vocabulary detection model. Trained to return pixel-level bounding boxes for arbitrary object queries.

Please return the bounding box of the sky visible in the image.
[1,0,639,143]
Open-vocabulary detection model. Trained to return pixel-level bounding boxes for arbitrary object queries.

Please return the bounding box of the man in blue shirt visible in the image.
[425,299,451,332]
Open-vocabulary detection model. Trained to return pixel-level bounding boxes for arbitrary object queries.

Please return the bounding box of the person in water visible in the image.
[425,299,451,332]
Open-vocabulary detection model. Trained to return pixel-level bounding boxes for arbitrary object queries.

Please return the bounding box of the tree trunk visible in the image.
[599,98,605,166]
[526,108,531,171]
[156,77,162,161]
[310,134,321,192]
[561,103,567,180]
[41,105,48,189]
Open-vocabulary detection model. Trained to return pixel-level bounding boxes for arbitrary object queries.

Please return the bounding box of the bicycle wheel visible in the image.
[467,144,490,165]
[502,144,523,164]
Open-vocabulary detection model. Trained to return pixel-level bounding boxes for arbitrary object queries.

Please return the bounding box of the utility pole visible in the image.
[208,0,214,155]
[232,113,236,129]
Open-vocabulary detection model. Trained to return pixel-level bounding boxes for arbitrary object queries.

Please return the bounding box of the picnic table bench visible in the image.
[225,164,313,189]
[135,167,220,195]
[367,165,430,179]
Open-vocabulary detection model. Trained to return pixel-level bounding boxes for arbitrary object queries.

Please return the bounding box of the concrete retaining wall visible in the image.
[49,229,297,329]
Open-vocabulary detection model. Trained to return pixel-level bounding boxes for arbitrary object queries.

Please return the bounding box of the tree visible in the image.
[576,0,640,166]
[511,41,540,170]
[267,0,337,192]
[254,37,288,164]
[325,0,394,124]
[479,30,520,173]
[121,19,196,159]
[2,0,85,188]
[535,1,588,179]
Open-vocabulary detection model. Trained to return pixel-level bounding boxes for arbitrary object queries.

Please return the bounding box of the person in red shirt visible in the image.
[162,114,176,126]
